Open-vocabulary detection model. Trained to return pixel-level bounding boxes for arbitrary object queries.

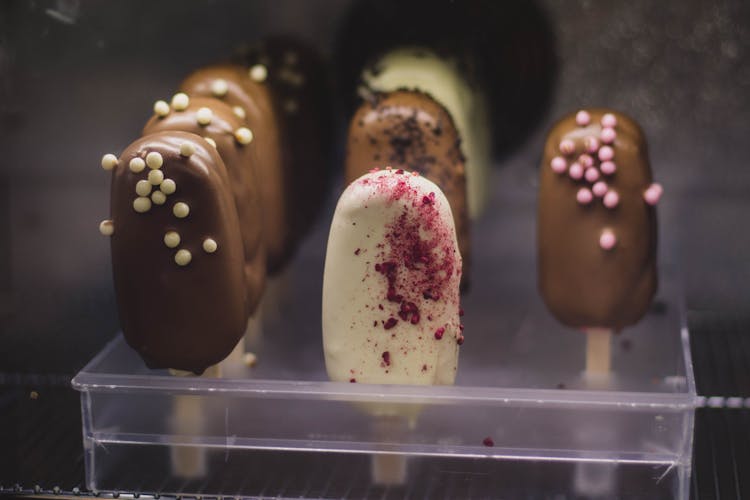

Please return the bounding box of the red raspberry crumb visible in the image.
[382,351,391,366]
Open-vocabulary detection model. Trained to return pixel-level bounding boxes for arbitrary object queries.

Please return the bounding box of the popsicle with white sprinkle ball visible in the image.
[143,94,266,316]
[538,109,662,375]
[100,131,248,375]
[179,66,290,274]
[322,168,463,387]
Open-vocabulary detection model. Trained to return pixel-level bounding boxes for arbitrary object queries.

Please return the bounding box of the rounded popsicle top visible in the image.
[323,168,463,386]
[105,131,248,374]
[538,108,659,330]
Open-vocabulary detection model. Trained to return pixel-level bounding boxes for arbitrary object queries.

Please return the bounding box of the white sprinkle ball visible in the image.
[153,100,170,117]
[146,151,163,169]
[173,202,190,218]
[151,191,166,205]
[171,93,190,111]
[196,107,213,125]
[133,197,152,213]
[99,219,114,236]
[235,127,254,145]
[233,106,246,120]
[204,137,217,148]
[249,64,268,82]
[211,79,229,97]
[202,238,218,253]
[135,180,152,197]
[164,231,180,248]
[160,178,176,195]
[128,157,146,173]
[101,154,118,171]
[148,169,164,185]
[174,249,192,266]
[179,142,196,157]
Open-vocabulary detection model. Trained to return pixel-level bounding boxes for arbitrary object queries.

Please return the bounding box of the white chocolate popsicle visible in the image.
[322,169,463,386]
[362,47,491,218]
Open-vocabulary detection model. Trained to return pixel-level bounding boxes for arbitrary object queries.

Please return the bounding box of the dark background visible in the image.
[0,1,749,498]
[1,0,748,375]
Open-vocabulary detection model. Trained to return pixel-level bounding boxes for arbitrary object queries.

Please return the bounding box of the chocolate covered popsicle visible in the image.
[362,47,491,218]
[178,67,290,274]
[143,93,265,314]
[234,37,334,271]
[538,109,662,371]
[322,169,463,386]
[346,90,470,287]
[100,131,248,374]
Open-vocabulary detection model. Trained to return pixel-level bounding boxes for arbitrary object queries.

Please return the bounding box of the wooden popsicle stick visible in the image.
[168,363,221,478]
[371,453,407,486]
[370,416,409,486]
[585,327,613,375]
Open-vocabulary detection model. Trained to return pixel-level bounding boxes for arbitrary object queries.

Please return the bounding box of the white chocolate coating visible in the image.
[363,48,491,218]
[322,170,462,386]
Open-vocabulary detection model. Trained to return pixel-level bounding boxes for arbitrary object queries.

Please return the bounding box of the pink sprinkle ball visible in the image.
[643,183,664,205]
[601,113,617,128]
[603,190,620,208]
[601,127,617,144]
[584,168,600,183]
[568,162,584,180]
[577,187,593,205]
[584,136,600,153]
[578,154,594,168]
[559,139,576,155]
[599,229,617,250]
[592,181,608,197]
[550,156,567,173]
[598,145,614,162]
[576,110,591,126]
[600,161,617,175]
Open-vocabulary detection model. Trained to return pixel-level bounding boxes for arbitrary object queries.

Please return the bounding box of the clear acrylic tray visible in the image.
[73,172,696,499]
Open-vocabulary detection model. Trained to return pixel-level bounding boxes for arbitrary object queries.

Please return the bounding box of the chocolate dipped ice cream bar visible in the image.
[322,169,463,386]
[345,90,470,286]
[143,93,265,312]
[234,37,333,271]
[100,131,248,374]
[362,47,491,218]
[538,109,662,332]
[178,66,289,274]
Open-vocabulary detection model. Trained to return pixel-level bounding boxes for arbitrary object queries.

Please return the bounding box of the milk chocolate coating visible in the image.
[538,109,657,330]
[143,96,265,313]
[235,37,333,258]
[345,90,470,286]
[111,132,247,374]
[179,66,288,274]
